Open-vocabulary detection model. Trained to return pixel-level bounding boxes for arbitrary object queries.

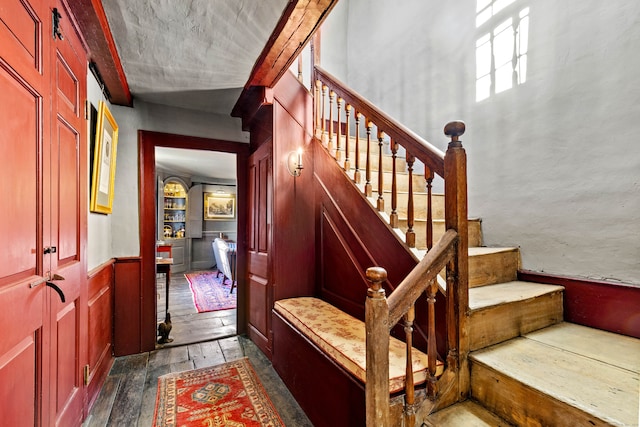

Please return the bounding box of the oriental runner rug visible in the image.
[185,270,236,313]
[153,357,284,427]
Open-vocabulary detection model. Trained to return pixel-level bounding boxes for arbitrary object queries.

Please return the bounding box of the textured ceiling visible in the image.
[102,0,289,114]
[102,0,288,179]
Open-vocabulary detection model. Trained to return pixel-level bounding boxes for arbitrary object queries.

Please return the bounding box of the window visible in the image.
[476,1,529,101]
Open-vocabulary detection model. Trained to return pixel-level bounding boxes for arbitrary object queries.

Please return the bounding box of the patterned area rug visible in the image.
[185,271,236,313]
[153,357,284,427]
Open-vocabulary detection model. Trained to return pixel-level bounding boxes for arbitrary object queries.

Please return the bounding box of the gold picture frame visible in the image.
[204,193,236,220]
[90,100,119,214]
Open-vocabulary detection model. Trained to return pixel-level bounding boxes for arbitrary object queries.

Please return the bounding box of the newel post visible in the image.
[365,267,390,427]
[443,121,470,401]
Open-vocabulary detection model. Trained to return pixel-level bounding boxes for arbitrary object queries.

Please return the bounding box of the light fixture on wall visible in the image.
[286,147,304,177]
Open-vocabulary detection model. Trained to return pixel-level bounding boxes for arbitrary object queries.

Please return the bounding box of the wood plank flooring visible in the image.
[83,335,313,426]
[156,269,236,348]
[84,270,312,426]
[470,323,640,426]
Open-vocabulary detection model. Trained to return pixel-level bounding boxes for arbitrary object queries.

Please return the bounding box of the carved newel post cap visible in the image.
[366,266,387,283]
[366,267,387,299]
[444,121,466,139]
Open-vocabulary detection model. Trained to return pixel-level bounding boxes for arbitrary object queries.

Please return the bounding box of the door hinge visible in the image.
[84,99,89,120]
[52,8,64,40]
[83,365,90,385]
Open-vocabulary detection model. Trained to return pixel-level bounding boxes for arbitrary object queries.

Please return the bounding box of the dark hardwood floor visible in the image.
[156,269,236,348]
[84,271,312,426]
[83,336,313,426]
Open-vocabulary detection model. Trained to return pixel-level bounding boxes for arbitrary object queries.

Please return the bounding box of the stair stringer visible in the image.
[313,136,466,425]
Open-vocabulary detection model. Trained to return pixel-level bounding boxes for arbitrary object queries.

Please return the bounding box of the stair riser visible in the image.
[383,193,445,219]
[334,148,409,172]
[397,219,483,248]
[469,291,563,351]
[469,251,519,288]
[470,362,615,427]
[364,171,432,193]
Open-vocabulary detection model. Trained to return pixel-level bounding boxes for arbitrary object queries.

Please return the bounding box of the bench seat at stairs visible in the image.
[272,297,443,426]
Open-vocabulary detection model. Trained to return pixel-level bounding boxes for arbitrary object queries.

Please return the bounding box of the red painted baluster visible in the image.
[425,166,434,251]
[390,139,398,228]
[406,152,416,248]
[336,97,342,162]
[328,90,335,152]
[344,103,351,171]
[426,279,438,398]
[404,305,416,426]
[321,84,328,145]
[315,80,321,136]
[365,121,373,197]
[354,112,362,183]
[377,130,385,212]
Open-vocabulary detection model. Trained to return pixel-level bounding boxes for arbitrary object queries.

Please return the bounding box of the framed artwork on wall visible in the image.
[90,100,119,214]
[204,193,235,220]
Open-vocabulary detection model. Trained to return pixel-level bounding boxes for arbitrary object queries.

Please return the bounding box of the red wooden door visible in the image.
[46,1,88,425]
[247,141,274,356]
[0,0,87,425]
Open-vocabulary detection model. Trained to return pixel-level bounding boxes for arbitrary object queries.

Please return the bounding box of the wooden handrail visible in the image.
[387,229,458,327]
[313,59,469,425]
[315,66,445,177]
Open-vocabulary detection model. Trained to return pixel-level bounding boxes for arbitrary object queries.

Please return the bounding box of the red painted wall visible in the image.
[519,271,640,339]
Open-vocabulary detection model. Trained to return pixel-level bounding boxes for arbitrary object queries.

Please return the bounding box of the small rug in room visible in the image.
[185,271,236,313]
[153,357,284,427]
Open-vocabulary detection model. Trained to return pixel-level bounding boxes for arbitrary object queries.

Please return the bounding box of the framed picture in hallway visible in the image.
[90,100,119,214]
[204,192,235,220]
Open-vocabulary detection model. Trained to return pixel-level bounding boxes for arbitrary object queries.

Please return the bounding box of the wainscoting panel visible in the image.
[86,260,115,409]
[113,257,142,356]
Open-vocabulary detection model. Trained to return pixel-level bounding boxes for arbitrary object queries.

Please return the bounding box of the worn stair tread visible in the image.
[425,400,513,426]
[468,247,518,256]
[469,281,564,311]
[525,323,640,373]
[415,246,516,259]
[471,325,640,426]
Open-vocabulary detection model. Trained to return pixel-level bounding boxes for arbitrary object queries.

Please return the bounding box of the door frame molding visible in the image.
[139,130,249,351]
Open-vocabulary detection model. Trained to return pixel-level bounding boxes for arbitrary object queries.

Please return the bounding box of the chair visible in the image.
[212,238,236,294]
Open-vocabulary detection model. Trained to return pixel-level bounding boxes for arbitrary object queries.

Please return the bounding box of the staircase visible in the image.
[317,113,639,425]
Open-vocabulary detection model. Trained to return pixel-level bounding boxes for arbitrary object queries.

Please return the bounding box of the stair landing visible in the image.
[470,323,640,427]
[424,400,513,426]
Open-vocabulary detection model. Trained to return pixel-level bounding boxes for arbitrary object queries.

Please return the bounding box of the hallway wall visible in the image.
[106,101,248,259]
[322,0,640,285]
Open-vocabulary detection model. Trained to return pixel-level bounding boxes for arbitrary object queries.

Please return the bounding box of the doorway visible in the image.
[155,148,238,347]
[139,131,249,352]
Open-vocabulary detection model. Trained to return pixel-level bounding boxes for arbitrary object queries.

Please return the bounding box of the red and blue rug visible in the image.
[153,357,284,426]
[185,270,236,313]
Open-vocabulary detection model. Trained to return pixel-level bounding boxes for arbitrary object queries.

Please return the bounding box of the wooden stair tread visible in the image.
[468,247,519,256]
[469,281,564,311]
[425,400,513,426]
[525,323,640,373]
[414,246,517,258]
[471,325,640,426]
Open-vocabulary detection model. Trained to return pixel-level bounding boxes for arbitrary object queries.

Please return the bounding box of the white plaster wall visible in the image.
[109,101,248,258]
[87,71,113,270]
[323,0,640,285]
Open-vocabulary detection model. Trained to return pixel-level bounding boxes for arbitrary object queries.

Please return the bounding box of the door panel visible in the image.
[0,62,40,281]
[49,2,87,425]
[56,119,79,262]
[0,0,48,423]
[0,0,43,75]
[1,0,86,422]
[247,142,273,353]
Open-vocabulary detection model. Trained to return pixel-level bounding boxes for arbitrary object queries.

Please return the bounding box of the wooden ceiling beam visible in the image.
[246,0,338,89]
[67,0,132,106]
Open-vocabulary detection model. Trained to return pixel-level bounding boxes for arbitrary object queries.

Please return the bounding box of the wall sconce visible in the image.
[287,147,304,177]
